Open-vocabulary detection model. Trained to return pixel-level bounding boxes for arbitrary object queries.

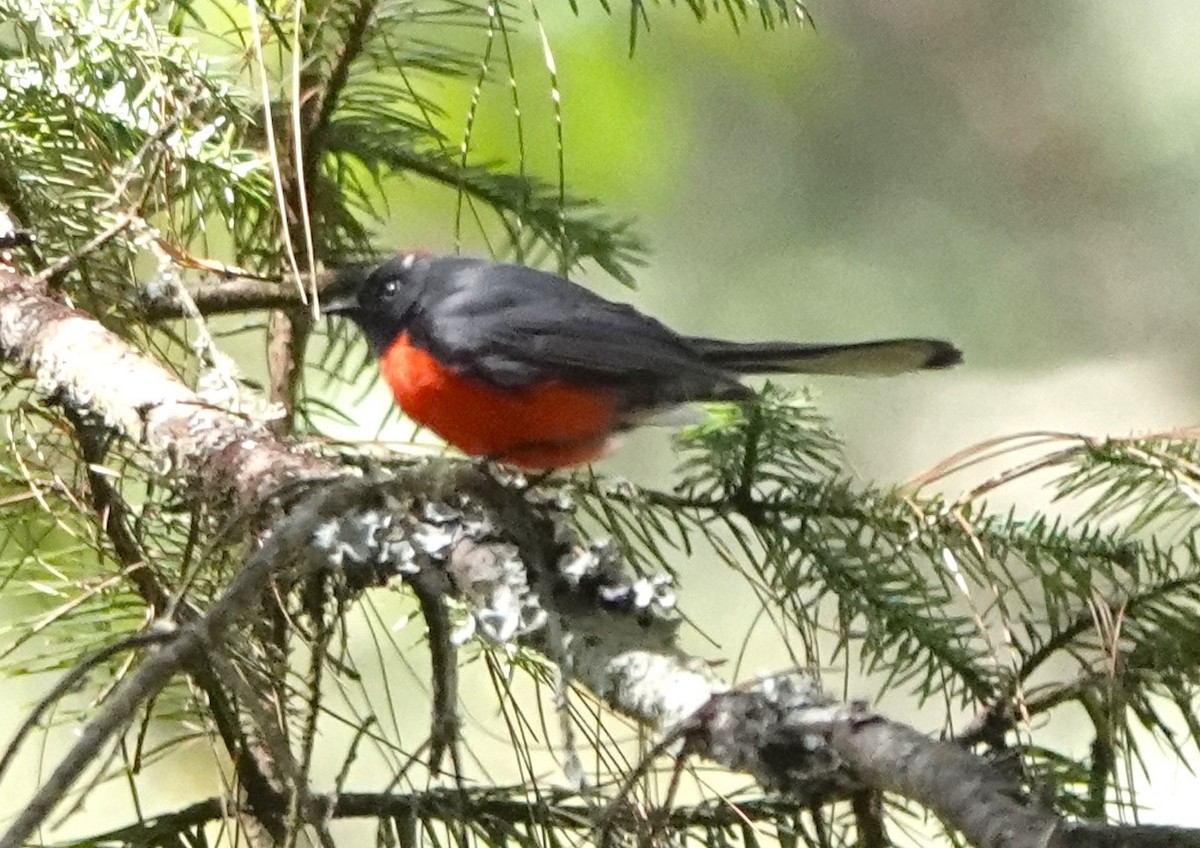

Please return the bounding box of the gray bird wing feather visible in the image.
[416,261,750,404]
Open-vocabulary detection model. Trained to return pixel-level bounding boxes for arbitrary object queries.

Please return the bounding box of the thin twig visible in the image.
[32,214,136,285]
[308,0,378,153]
[244,0,306,302]
[0,630,176,787]
[69,409,290,840]
[406,563,461,773]
[288,0,318,306]
[139,274,325,320]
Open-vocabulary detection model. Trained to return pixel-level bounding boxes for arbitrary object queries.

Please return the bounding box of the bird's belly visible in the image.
[380,335,618,469]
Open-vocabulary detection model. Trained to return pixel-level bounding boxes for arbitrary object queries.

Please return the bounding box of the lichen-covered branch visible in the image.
[0,267,329,508]
[687,684,1200,848]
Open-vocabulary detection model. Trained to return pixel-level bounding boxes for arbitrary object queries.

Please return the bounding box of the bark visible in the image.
[0,267,330,509]
[689,690,1200,848]
[138,276,314,320]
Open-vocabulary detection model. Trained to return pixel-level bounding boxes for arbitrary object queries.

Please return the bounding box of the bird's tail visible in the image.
[688,337,962,377]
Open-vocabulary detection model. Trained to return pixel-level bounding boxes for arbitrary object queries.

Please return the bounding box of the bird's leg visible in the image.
[470,456,530,490]
[480,434,610,486]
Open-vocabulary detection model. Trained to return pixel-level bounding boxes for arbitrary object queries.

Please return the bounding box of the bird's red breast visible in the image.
[379,334,620,469]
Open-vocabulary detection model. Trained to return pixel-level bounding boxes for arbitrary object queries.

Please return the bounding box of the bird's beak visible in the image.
[319,265,369,316]
[319,292,359,316]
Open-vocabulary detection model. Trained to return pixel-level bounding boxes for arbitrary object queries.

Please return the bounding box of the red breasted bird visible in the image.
[321,253,961,469]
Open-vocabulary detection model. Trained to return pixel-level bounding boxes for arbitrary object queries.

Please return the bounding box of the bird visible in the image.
[321,252,961,470]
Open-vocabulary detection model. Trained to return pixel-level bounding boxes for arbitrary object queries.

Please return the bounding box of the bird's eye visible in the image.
[381,280,398,297]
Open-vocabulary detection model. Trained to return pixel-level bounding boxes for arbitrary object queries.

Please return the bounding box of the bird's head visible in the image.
[321,251,429,354]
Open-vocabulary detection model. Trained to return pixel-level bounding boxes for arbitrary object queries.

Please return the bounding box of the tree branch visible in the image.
[63,790,832,845]
[822,704,1200,848]
[307,0,378,157]
[0,267,329,509]
[686,685,1200,848]
[266,307,312,436]
[137,273,320,320]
